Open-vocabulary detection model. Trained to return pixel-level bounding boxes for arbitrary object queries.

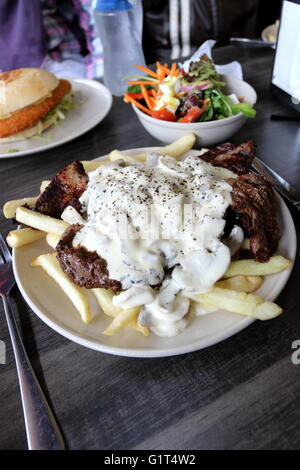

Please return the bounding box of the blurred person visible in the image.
[0,0,46,71]
[41,0,103,78]
[0,0,103,79]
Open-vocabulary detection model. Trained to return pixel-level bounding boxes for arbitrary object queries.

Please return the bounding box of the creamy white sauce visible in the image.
[225,225,244,256]
[61,205,84,225]
[112,285,155,310]
[138,279,190,337]
[72,153,237,336]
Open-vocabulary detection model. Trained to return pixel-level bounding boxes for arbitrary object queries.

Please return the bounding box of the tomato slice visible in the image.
[178,105,206,123]
[127,92,144,100]
[151,109,177,121]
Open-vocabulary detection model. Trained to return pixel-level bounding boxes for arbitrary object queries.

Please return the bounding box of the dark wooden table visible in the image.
[1,45,300,451]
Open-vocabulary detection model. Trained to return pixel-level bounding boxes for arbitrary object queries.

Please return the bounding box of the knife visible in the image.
[252,157,300,211]
[230,37,275,48]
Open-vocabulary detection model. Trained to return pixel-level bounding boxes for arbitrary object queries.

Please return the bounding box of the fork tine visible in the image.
[0,234,12,263]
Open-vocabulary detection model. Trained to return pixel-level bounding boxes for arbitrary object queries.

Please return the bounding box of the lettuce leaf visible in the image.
[43,93,75,125]
[203,89,232,120]
[184,54,226,89]
[4,148,20,153]
[230,102,257,118]
[201,89,256,121]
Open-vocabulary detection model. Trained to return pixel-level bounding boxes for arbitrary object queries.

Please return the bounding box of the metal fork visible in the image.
[0,234,64,450]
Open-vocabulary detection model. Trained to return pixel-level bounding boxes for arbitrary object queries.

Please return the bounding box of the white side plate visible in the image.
[0,79,112,159]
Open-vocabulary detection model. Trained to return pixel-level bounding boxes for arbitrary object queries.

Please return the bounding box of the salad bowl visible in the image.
[132,74,257,146]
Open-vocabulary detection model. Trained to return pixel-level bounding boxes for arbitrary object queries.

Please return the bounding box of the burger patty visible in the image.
[34,161,88,219]
[56,224,122,291]
[229,173,280,262]
[0,79,71,138]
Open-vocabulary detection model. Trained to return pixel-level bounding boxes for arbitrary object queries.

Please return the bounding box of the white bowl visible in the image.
[132,74,257,146]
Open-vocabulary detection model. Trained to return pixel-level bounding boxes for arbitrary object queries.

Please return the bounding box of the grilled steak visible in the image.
[34,161,88,218]
[229,173,280,262]
[199,141,279,261]
[199,141,256,175]
[56,224,122,291]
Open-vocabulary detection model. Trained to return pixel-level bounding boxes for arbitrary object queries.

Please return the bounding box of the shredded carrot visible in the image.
[157,61,172,81]
[170,63,176,76]
[141,84,153,110]
[127,80,160,86]
[135,64,159,79]
[203,98,210,104]
[123,94,153,116]
[148,96,156,108]
[163,63,171,74]
[156,61,166,81]
[149,89,157,97]
[156,61,162,74]
[149,90,158,108]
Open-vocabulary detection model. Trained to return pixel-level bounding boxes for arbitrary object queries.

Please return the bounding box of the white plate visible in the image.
[0,79,112,159]
[12,148,297,357]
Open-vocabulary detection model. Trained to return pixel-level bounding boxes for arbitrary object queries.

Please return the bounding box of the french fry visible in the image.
[92,288,149,336]
[157,133,196,158]
[92,288,116,317]
[40,180,51,193]
[7,228,46,248]
[31,253,92,324]
[81,160,110,173]
[197,148,209,156]
[196,287,262,314]
[103,306,141,335]
[46,233,61,250]
[195,287,282,320]
[129,318,149,336]
[108,133,197,164]
[16,207,69,236]
[216,275,263,293]
[224,255,292,279]
[252,302,283,320]
[109,150,147,163]
[3,197,38,219]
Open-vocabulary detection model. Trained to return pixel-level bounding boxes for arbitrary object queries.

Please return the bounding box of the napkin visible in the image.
[181,39,243,80]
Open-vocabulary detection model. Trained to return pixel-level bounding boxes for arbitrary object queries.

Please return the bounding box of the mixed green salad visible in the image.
[124,54,256,123]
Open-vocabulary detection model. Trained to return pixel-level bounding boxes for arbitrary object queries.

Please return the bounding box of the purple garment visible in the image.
[0,0,46,71]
